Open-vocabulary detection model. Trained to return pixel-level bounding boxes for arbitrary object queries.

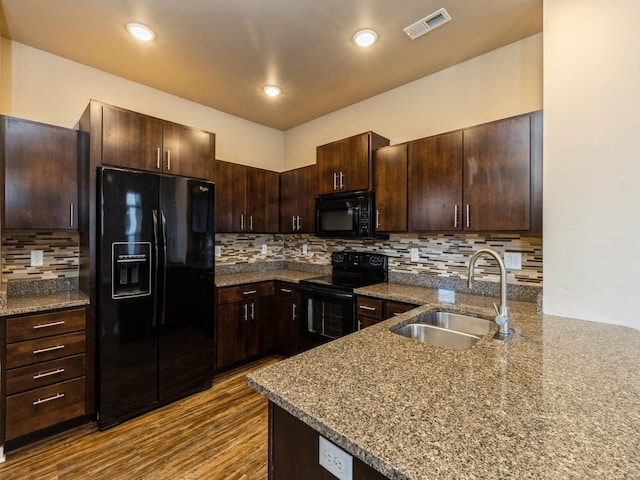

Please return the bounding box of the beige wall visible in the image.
[543,0,640,330]
[284,33,543,170]
[0,38,284,170]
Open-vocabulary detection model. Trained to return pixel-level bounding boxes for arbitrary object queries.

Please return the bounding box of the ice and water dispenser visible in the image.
[112,242,152,299]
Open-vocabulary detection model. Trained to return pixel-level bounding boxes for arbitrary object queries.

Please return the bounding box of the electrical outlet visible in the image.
[261,244,268,254]
[31,250,44,267]
[410,248,419,262]
[302,244,308,255]
[319,436,352,480]
[504,252,522,270]
[215,246,221,257]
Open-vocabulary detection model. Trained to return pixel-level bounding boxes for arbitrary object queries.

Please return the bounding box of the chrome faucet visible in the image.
[467,248,511,340]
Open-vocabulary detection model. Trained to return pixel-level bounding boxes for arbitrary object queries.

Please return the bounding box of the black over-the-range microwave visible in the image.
[315,190,376,238]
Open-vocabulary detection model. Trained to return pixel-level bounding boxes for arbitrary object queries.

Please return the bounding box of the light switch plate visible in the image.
[504,252,522,270]
[215,245,221,257]
[410,248,419,262]
[31,250,44,267]
[261,244,268,254]
[302,244,308,255]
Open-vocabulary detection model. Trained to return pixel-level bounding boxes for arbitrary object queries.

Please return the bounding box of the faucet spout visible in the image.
[467,248,510,340]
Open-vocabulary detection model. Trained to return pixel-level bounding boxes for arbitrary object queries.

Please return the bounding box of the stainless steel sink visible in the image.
[390,311,493,350]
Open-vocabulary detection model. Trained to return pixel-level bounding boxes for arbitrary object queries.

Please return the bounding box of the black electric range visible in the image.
[298,252,387,351]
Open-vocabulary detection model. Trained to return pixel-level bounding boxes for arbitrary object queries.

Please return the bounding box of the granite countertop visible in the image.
[247,283,640,479]
[0,290,90,317]
[215,269,322,287]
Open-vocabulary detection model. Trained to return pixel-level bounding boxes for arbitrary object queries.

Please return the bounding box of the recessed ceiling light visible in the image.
[126,23,155,41]
[262,85,282,97]
[353,29,378,47]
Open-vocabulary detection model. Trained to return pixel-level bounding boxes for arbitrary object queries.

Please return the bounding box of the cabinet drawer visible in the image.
[384,301,418,319]
[5,354,86,395]
[217,281,274,304]
[356,296,383,320]
[275,281,298,300]
[6,331,86,369]
[6,308,86,343]
[5,376,86,441]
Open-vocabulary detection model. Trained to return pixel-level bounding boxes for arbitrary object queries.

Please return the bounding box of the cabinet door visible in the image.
[275,284,299,357]
[279,165,317,233]
[316,140,342,194]
[247,167,279,233]
[375,143,408,232]
[213,160,246,232]
[162,122,213,180]
[256,296,275,355]
[279,169,298,233]
[216,302,245,369]
[463,115,531,231]
[408,131,463,231]
[298,165,317,233]
[340,133,370,193]
[3,117,78,230]
[101,104,163,172]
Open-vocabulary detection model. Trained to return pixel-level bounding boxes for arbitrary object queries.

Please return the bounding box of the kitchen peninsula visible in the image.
[247,285,640,479]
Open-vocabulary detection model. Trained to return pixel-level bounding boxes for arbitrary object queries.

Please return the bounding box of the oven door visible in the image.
[299,284,356,352]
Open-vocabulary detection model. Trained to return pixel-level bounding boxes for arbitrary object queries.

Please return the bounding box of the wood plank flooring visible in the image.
[0,355,281,480]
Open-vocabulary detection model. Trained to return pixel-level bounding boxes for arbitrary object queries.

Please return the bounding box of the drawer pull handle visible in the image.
[33,368,65,380]
[243,290,257,295]
[33,392,65,405]
[33,344,65,354]
[359,305,377,311]
[33,320,65,329]
[280,288,292,293]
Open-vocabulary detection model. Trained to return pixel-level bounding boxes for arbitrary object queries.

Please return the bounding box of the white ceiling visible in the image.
[0,0,542,131]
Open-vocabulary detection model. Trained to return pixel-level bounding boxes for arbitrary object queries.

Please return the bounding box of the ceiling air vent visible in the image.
[403,7,452,40]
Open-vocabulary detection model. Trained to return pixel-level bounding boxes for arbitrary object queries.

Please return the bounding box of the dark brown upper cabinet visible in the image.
[213,160,279,233]
[1,116,79,231]
[463,112,539,232]
[374,143,408,232]
[408,131,463,231]
[101,103,215,181]
[408,111,542,233]
[316,132,389,195]
[279,165,317,233]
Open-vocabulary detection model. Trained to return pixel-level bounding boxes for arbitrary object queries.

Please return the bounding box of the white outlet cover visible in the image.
[214,245,221,257]
[504,252,522,270]
[319,436,352,480]
[302,244,308,254]
[410,248,419,262]
[31,250,44,267]
[261,244,268,254]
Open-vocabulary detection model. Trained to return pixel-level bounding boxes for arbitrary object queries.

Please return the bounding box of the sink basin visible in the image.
[390,311,493,350]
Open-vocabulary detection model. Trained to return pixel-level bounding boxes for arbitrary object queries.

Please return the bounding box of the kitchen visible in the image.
[0,0,639,479]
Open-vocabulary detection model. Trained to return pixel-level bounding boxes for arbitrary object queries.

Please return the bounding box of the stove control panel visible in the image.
[331,251,387,272]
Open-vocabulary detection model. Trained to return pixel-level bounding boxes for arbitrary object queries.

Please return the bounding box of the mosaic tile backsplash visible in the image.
[216,233,543,287]
[1,231,543,299]
[2,232,80,287]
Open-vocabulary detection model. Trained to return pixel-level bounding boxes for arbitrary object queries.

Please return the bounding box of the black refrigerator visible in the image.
[97,167,215,430]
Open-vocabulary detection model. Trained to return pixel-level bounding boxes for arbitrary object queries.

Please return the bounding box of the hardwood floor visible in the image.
[0,355,281,480]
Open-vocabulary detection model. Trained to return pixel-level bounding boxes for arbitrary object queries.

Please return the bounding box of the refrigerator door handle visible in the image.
[152,210,159,327]
[160,210,168,325]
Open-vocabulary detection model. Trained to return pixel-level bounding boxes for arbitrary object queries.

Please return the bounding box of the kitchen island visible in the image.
[247,284,640,479]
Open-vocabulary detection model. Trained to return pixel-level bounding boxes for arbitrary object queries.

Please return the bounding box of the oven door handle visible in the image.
[300,285,354,300]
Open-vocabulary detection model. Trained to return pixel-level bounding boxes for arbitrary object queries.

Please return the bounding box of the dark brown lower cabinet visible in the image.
[270,402,388,480]
[215,282,275,370]
[275,281,299,357]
